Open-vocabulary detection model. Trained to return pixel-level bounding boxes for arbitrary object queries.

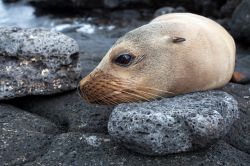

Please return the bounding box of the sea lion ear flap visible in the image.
[172,37,186,43]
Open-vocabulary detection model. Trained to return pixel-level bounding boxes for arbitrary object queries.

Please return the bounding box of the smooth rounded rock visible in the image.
[0,27,80,100]
[108,91,239,155]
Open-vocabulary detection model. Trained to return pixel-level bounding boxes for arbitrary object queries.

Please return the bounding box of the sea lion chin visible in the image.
[79,13,236,105]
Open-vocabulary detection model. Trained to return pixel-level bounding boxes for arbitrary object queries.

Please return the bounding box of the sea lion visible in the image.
[79,13,236,105]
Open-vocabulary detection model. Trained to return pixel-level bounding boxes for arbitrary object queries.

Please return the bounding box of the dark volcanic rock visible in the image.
[26,0,192,10]
[230,0,250,44]
[23,136,250,166]
[103,0,151,8]
[0,88,248,165]
[2,0,20,3]
[193,0,242,18]
[108,91,239,155]
[0,27,80,100]
[0,104,58,166]
[220,0,242,18]
[23,132,109,166]
[11,90,114,133]
[193,0,223,17]
[222,83,250,154]
[233,53,250,84]
[26,0,152,9]
[0,104,249,166]
[1,126,250,166]
[24,0,228,16]
[154,6,186,17]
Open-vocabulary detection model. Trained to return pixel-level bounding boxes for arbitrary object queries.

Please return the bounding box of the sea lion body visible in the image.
[79,13,236,105]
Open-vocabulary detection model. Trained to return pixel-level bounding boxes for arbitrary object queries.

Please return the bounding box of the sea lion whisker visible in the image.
[132,89,165,100]
[119,95,141,104]
[91,90,121,105]
[139,86,175,95]
[95,94,115,105]
[128,89,156,99]
[102,96,118,105]
[119,95,134,103]
[91,94,113,104]
[107,81,130,89]
[121,90,150,102]
[124,78,175,95]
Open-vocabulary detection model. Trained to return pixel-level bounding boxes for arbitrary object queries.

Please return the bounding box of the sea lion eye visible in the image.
[114,54,134,67]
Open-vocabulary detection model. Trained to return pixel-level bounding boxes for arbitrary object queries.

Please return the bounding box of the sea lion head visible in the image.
[79,23,185,105]
[79,13,236,105]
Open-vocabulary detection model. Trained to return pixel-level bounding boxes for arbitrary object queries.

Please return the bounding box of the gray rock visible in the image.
[23,132,110,166]
[27,0,103,9]
[103,0,150,8]
[193,0,222,17]
[1,95,249,165]
[24,0,207,13]
[11,90,114,133]
[108,91,239,155]
[0,104,58,166]
[234,54,250,83]
[2,128,249,166]
[154,6,186,17]
[23,134,250,166]
[3,128,247,166]
[2,0,20,3]
[22,133,250,166]
[27,0,152,9]
[0,27,80,100]
[230,0,250,44]
[222,83,250,154]
[220,0,242,18]
[104,140,250,166]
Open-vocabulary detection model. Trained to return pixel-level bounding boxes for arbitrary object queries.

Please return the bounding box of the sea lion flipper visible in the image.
[231,71,250,84]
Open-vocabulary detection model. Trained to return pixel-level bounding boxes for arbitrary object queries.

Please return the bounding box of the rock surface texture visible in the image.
[0,27,80,100]
[223,83,250,154]
[230,0,250,44]
[25,0,196,10]
[1,88,250,166]
[11,91,114,133]
[108,91,239,155]
[0,104,58,165]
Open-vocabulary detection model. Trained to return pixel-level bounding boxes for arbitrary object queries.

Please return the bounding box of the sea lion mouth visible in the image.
[78,70,156,105]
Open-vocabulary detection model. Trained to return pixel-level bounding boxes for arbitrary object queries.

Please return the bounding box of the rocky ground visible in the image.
[1,0,250,165]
